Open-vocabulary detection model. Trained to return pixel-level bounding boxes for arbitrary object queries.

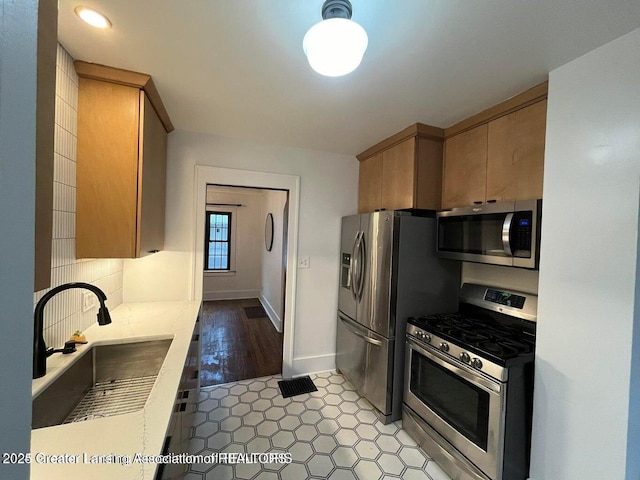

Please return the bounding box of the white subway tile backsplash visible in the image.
[52,211,75,239]
[52,183,75,212]
[56,44,66,72]
[34,45,124,351]
[53,154,76,187]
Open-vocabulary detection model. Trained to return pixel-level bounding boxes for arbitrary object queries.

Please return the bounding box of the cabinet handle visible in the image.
[487,199,497,203]
[473,201,483,205]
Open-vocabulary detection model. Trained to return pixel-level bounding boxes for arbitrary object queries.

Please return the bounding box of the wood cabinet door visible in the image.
[487,100,546,202]
[381,138,416,211]
[358,153,383,213]
[442,125,488,209]
[415,137,444,210]
[76,79,140,258]
[34,0,57,290]
[136,92,167,256]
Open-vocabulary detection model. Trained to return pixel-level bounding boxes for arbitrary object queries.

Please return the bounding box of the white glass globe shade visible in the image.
[303,18,368,77]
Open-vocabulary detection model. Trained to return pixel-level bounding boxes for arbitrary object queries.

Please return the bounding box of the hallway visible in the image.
[200,299,284,387]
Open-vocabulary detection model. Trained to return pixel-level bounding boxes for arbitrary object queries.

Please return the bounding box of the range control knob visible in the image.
[471,358,483,369]
[439,342,449,353]
[460,352,471,363]
[418,332,431,343]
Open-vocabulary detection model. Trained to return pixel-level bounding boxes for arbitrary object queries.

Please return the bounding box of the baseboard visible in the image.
[289,353,336,377]
[203,289,260,301]
[259,294,282,332]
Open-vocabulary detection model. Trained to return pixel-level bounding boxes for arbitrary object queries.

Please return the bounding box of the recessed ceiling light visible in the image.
[74,6,112,29]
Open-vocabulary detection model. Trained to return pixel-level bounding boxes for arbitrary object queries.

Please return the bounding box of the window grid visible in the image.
[205,212,231,270]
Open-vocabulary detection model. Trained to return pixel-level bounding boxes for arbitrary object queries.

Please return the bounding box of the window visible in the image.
[205,212,231,270]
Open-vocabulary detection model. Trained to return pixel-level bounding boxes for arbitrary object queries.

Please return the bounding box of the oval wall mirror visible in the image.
[265,213,274,252]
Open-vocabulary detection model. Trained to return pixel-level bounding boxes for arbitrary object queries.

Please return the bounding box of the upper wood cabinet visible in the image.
[442,124,488,208]
[486,99,546,202]
[442,83,547,209]
[358,153,383,213]
[357,124,444,213]
[34,0,57,291]
[75,62,173,259]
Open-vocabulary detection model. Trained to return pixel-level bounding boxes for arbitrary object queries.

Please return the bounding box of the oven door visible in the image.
[404,337,506,480]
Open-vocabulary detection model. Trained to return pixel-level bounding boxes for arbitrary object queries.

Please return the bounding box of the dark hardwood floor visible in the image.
[200,298,284,387]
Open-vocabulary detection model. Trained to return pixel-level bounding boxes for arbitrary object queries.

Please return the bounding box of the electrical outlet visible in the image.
[82,291,97,312]
[298,256,310,269]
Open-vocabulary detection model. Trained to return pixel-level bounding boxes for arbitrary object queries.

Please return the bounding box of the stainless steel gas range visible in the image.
[402,283,537,480]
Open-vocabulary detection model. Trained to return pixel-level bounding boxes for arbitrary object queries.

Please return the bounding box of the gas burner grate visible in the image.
[63,375,157,423]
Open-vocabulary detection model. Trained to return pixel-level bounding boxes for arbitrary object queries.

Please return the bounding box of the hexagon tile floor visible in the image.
[185,371,453,480]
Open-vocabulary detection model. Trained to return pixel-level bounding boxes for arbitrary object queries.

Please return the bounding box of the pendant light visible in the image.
[303,0,368,77]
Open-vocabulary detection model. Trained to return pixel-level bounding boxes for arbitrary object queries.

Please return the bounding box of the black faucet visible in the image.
[33,282,112,379]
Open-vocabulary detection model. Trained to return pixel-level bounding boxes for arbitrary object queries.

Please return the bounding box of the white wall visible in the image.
[530,28,640,480]
[203,186,265,301]
[261,190,288,331]
[0,3,38,478]
[124,130,359,375]
[33,45,124,351]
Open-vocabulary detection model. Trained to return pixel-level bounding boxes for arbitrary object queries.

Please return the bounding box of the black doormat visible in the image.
[278,376,318,398]
[244,306,267,319]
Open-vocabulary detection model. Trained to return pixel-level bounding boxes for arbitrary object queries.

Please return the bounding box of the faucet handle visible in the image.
[47,342,78,356]
[61,341,78,354]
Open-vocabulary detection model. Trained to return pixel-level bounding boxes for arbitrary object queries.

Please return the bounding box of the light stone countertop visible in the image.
[30,300,201,480]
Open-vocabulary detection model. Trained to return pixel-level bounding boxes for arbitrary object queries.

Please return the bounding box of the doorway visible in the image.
[193,166,300,380]
[200,184,288,386]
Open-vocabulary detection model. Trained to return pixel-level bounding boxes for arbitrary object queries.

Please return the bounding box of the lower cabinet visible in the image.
[157,310,201,480]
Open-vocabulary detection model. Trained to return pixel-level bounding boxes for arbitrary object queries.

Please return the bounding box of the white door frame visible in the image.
[192,165,299,378]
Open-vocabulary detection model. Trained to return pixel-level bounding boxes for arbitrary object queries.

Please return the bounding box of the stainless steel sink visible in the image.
[32,339,172,429]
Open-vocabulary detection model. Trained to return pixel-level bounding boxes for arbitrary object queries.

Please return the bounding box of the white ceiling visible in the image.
[58,0,640,156]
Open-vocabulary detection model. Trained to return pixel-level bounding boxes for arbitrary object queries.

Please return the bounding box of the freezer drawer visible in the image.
[336,312,393,421]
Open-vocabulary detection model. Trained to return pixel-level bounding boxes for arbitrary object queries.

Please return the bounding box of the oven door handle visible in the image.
[407,337,501,394]
[502,213,514,257]
[339,314,382,346]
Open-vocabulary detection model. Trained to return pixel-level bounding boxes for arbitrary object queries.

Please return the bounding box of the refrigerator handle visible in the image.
[357,231,366,301]
[338,314,382,346]
[350,232,360,301]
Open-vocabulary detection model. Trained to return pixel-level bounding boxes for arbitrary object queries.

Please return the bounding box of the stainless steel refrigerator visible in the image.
[337,211,460,423]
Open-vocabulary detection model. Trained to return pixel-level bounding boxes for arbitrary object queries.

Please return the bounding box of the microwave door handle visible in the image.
[502,213,514,257]
[350,232,359,300]
[357,232,366,301]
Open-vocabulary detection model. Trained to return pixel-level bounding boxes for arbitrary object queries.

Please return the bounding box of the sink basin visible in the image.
[32,339,172,429]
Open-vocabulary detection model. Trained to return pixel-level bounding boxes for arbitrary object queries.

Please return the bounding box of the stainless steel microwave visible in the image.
[436,199,542,269]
